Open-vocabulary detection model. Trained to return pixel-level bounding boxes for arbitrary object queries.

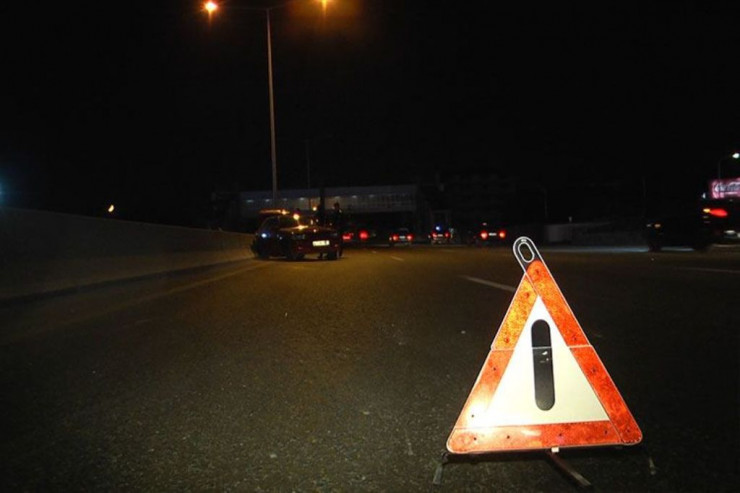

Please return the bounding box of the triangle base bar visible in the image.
[448,420,623,453]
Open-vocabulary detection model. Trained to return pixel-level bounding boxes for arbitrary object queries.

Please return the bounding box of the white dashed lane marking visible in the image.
[461,275,516,293]
[677,267,740,275]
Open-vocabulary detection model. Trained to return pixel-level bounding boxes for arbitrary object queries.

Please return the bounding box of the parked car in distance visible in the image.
[429,226,452,244]
[470,223,508,247]
[341,226,373,247]
[645,198,740,251]
[251,210,342,260]
[701,199,740,245]
[388,228,413,247]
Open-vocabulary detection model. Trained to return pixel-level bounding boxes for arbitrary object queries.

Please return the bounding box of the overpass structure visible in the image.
[239,184,432,233]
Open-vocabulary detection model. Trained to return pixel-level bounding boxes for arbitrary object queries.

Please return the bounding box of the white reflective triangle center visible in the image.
[485,296,608,426]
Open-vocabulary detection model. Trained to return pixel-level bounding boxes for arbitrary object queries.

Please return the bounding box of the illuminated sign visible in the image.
[709,178,740,199]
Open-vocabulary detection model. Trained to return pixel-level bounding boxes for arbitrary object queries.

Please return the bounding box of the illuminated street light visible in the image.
[204,0,218,24]
[204,1,217,13]
[202,0,330,205]
[717,152,740,179]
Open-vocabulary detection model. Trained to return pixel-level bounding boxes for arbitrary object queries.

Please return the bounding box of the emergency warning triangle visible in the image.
[447,238,642,453]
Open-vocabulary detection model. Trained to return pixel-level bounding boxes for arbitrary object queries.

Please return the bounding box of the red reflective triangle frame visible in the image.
[447,259,642,454]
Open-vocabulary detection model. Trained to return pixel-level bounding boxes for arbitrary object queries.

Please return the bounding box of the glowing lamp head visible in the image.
[204,1,218,14]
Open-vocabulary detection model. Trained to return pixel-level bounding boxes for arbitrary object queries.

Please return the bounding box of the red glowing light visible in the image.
[704,208,728,218]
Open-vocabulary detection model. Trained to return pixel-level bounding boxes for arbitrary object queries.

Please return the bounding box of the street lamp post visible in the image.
[303,134,332,190]
[203,1,328,205]
[266,8,278,204]
[303,138,312,189]
[717,152,740,179]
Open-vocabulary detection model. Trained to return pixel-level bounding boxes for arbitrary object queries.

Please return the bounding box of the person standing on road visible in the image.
[331,202,343,232]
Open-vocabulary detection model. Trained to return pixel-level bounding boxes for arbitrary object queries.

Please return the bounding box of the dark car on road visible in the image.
[468,222,508,247]
[429,226,452,244]
[341,224,377,247]
[388,228,414,247]
[645,198,740,251]
[701,199,740,245]
[252,211,342,260]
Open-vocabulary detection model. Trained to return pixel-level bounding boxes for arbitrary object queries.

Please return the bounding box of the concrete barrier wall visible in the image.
[509,222,646,246]
[0,207,254,302]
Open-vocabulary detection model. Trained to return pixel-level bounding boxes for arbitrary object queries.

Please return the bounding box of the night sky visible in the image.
[1,1,739,225]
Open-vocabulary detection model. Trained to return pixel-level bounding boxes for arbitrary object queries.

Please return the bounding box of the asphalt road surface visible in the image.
[2,243,738,491]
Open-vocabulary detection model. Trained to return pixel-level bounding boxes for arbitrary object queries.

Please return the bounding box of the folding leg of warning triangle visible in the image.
[446,237,642,455]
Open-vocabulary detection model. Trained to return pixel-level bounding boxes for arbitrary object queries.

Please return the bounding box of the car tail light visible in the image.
[359,230,369,241]
[498,230,507,239]
[342,232,354,241]
[703,207,728,218]
[445,232,450,238]
[391,234,399,241]
[408,234,413,241]
[480,231,489,240]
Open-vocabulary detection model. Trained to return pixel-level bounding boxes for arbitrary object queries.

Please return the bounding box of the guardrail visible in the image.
[0,207,254,303]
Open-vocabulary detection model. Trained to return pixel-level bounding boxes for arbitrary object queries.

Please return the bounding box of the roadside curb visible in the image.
[0,257,256,307]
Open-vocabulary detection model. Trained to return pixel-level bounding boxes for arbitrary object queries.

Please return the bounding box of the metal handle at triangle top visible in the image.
[512,236,544,275]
